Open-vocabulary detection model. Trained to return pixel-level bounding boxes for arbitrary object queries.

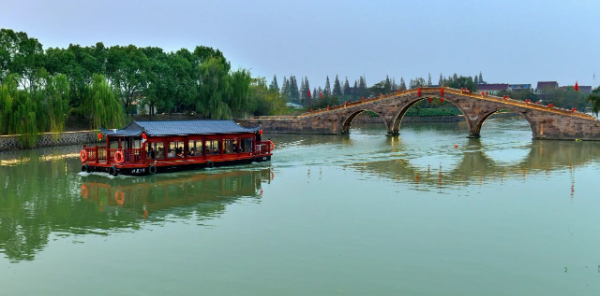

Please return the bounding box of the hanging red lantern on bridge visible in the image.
[310,108,313,113]
[440,98,444,103]
[481,91,485,97]
[417,87,421,97]
[320,92,323,99]
[98,133,103,140]
[308,90,311,97]
[440,87,444,96]
[548,103,554,108]
[428,97,432,103]
[572,108,577,113]
[574,81,579,92]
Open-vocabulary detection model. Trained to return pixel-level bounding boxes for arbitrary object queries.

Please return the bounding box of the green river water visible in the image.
[1,117,600,295]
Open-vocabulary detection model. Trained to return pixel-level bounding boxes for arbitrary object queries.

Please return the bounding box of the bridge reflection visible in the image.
[0,150,273,262]
[348,139,600,188]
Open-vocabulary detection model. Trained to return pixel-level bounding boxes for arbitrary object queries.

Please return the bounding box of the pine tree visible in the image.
[358,76,367,97]
[478,71,484,84]
[400,77,407,91]
[289,75,299,102]
[474,75,479,85]
[281,76,288,98]
[313,87,317,100]
[391,78,397,91]
[427,73,432,86]
[324,76,331,96]
[343,77,351,95]
[299,77,307,103]
[353,80,358,97]
[269,75,279,92]
[333,75,342,96]
[438,74,444,86]
[384,75,392,93]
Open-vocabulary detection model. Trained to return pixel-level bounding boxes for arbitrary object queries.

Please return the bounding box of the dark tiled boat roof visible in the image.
[100,120,260,137]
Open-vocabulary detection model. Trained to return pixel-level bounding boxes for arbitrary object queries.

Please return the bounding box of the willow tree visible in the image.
[196,57,232,119]
[85,74,124,129]
[228,69,254,117]
[0,74,17,134]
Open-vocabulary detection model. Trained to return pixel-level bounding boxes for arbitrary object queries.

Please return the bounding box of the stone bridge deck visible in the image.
[244,87,600,141]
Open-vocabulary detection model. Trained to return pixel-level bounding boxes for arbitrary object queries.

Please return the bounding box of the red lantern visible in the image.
[320,92,323,99]
[481,91,485,97]
[574,81,579,92]
[327,105,329,110]
[260,130,263,135]
[308,90,311,97]
[428,97,432,103]
[417,87,421,97]
[98,133,103,140]
[572,108,577,112]
[440,98,444,103]
[440,87,444,96]
[142,133,147,140]
[310,108,313,112]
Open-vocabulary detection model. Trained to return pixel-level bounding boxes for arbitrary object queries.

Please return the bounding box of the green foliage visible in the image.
[496,90,539,102]
[85,74,124,129]
[444,75,477,91]
[252,77,287,116]
[587,87,600,117]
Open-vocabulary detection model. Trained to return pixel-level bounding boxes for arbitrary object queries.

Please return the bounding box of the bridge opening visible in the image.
[477,110,534,141]
[390,97,467,136]
[342,110,388,134]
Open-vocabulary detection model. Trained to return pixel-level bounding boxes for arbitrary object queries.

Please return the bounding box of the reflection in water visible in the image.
[0,148,272,262]
[346,138,600,188]
[1,119,600,265]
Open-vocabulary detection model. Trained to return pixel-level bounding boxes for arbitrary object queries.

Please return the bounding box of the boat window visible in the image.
[205,140,221,155]
[240,138,253,153]
[188,140,203,157]
[223,139,238,154]
[148,142,164,160]
[168,141,185,158]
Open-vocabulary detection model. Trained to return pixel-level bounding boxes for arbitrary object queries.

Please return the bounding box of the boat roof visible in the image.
[100,120,260,137]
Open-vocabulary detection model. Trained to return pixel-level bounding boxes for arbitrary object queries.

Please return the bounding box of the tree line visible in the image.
[0,28,288,145]
[272,72,482,109]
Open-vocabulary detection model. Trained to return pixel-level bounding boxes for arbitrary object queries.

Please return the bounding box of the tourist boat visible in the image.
[80,120,273,176]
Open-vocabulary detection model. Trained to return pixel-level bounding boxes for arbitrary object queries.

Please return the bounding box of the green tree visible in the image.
[269,75,279,92]
[196,56,232,119]
[587,87,600,117]
[333,75,342,96]
[343,77,351,96]
[106,45,149,114]
[85,74,124,130]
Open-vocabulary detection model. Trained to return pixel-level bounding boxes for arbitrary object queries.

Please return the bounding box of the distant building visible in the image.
[507,84,531,91]
[477,83,508,95]
[535,81,559,94]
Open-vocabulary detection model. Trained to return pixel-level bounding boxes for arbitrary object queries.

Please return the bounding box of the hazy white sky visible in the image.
[2,0,599,88]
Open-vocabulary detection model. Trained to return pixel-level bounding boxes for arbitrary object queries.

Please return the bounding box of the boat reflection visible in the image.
[80,168,273,220]
[0,163,273,263]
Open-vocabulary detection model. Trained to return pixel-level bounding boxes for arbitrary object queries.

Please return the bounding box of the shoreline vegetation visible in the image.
[2,28,600,148]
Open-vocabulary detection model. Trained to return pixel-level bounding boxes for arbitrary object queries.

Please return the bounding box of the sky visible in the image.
[2,0,599,89]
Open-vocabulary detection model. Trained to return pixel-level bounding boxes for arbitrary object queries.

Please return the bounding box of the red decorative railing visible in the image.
[123,148,145,164]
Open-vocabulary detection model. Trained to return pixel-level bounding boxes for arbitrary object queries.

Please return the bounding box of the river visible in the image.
[1,117,600,295]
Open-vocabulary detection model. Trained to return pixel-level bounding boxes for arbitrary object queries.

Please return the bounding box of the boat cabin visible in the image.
[80,120,273,176]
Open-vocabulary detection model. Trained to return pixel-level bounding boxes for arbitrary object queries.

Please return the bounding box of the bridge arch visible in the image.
[341,109,389,134]
[470,109,537,138]
[389,96,471,136]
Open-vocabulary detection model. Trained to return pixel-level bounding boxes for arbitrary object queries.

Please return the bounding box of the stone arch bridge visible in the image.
[245,87,600,140]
